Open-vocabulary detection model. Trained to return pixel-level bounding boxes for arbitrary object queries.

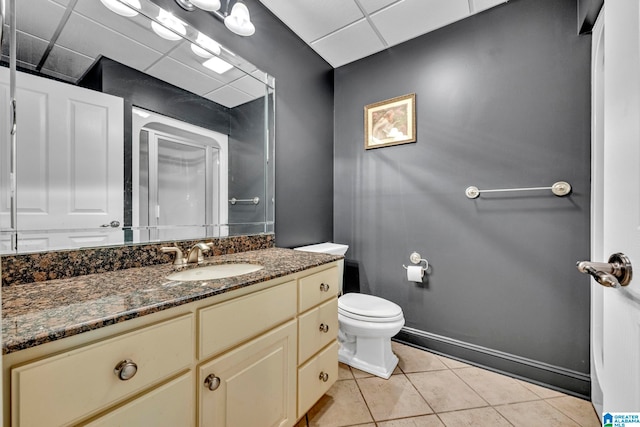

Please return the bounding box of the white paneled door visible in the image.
[0,68,124,252]
[590,0,640,417]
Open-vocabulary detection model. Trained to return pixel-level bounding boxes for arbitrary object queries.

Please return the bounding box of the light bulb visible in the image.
[190,0,221,11]
[152,10,187,41]
[224,2,255,37]
[100,0,141,17]
[191,33,221,58]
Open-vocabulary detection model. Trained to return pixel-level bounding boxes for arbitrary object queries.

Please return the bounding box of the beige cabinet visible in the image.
[296,267,340,417]
[199,321,297,427]
[4,261,341,427]
[11,315,193,427]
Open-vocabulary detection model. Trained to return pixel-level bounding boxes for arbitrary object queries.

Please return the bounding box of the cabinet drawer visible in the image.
[199,280,297,360]
[298,267,338,312]
[298,298,338,363]
[12,315,193,427]
[84,373,195,427]
[297,340,338,417]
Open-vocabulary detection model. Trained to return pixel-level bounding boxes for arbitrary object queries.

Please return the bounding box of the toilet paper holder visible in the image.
[403,251,429,272]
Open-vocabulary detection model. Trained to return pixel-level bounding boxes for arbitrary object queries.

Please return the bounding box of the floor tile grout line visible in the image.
[350,365,379,425]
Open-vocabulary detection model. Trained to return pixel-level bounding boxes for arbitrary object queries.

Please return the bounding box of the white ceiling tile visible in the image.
[13,31,49,70]
[42,45,94,82]
[358,0,399,14]
[471,0,508,13]
[258,0,364,42]
[204,86,255,108]
[56,12,163,74]
[146,56,225,96]
[230,75,267,99]
[311,19,385,68]
[17,0,66,41]
[371,0,470,46]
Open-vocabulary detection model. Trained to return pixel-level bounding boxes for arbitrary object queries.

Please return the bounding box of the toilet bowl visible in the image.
[294,242,405,379]
[338,293,404,379]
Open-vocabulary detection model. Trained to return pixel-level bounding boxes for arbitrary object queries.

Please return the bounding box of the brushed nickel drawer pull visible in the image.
[319,323,329,333]
[319,371,329,382]
[319,283,330,292]
[114,359,138,381]
[205,374,221,391]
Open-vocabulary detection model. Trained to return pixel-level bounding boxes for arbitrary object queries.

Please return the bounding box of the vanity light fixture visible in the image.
[175,0,255,37]
[151,9,187,41]
[100,0,141,17]
[203,56,234,74]
[224,1,255,36]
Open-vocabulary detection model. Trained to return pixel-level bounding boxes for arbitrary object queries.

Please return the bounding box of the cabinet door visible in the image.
[83,373,194,427]
[199,320,297,427]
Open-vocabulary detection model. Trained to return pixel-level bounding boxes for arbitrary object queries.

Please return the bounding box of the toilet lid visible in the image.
[338,293,403,319]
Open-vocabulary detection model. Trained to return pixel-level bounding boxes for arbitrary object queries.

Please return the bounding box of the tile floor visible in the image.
[297,342,601,427]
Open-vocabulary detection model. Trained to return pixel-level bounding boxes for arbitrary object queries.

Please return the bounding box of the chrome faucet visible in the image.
[186,242,213,264]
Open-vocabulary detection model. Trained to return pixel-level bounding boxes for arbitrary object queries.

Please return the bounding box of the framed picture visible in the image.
[364,93,416,149]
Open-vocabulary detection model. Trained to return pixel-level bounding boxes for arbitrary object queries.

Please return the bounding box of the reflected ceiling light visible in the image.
[203,56,234,74]
[175,0,255,37]
[152,9,187,41]
[191,33,221,58]
[224,1,255,36]
[100,0,141,17]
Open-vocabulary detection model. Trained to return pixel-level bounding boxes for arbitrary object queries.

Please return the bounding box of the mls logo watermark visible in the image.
[603,413,640,427]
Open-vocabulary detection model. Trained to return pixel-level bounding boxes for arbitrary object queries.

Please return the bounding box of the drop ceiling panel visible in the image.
[56,12,163,73]
[230,74,267,99]
[371,0,470,46]
[472,0,508,13]
[146,56,225,96]
[205,86,254,108]
[16,0,66,41]
[311,19,386,68]
[13,31,49,70]
[258,0,364,42]
[42,45,94,82]
[359,0,400,14]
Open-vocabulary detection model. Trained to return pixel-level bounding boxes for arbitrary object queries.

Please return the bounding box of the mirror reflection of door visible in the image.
[133,109,228,243]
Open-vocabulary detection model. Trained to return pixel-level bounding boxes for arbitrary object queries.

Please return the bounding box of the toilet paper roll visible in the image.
[406,265,424,282]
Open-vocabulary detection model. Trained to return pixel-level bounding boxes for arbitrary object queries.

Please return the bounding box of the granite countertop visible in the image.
[2,248,342,355]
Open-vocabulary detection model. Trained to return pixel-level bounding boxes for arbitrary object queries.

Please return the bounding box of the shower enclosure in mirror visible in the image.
[0,0,275,254]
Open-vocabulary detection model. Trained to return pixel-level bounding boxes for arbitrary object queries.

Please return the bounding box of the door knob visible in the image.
[100,220,121,228]
[577,252,633,288]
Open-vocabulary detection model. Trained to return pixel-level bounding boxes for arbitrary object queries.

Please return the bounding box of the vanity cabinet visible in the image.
[4,260,342,427]
[11,315,194,427]
[296,267,340,417]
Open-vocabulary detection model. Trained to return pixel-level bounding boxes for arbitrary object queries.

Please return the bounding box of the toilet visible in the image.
[294,242,405,379]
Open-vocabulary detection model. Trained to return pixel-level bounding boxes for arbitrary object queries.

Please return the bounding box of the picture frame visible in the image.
[364,93,416,150]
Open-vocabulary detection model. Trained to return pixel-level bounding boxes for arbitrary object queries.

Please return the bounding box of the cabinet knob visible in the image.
[319,283,330,292]
[205,374,221,391]
[319,371,329,382]
[319,323,330,333]
[114,359,138,381]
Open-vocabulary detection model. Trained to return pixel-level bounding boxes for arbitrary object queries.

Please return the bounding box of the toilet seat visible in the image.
[338,293,404,323]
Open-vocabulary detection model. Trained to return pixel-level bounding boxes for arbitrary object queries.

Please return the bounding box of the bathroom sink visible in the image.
[166,263,264,281]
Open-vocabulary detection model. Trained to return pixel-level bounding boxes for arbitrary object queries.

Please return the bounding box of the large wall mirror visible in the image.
[0,0,275,254]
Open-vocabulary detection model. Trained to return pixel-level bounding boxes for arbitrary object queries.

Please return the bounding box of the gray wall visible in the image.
[334,0,592,396]
[151,0,334,248]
